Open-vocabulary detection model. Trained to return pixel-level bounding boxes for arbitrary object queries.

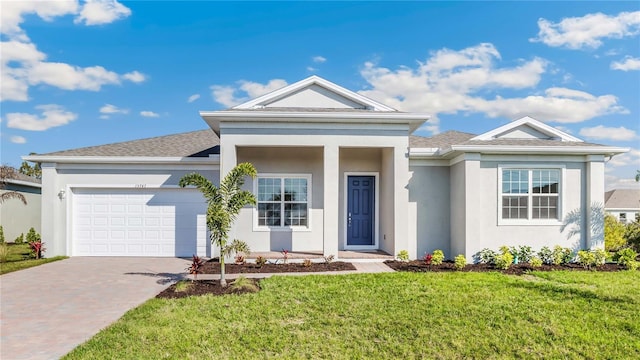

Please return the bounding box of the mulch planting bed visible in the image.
[156,279,261,299]
[385,260,627,275]
[200,260,356,274]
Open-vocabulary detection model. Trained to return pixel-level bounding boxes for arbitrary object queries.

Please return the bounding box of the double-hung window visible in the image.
[500,167,562,224]
[256,175,310,228]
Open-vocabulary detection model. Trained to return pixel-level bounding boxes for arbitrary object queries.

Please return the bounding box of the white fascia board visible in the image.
[3,179,42,188]
[471,116,584,142]
[408,147,441,158]
[201,110,429,135]
[22,155,220,165]
[447,145,629,156]
[232,75,397,112]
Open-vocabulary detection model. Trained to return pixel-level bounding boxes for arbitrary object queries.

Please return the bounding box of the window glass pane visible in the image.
[533,170,559,194]
[502,170,528,194]
[258,203,281,226]
[532,195,558,219]
[284,178,307,202]
[502,196,528,219]
[258,178,281,202]
[284,203,308,226]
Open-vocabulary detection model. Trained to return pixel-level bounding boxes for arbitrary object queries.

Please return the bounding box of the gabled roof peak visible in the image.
[471,116,583,142]
[232,75,397,112]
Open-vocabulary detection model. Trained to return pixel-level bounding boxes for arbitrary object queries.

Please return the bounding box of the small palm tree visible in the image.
[179,162,257,287]
[1,165,27,205]
[636,170,639,182]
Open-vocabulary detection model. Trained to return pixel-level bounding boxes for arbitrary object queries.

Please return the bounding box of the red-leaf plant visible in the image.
[29,240,45,259]
[186,255,204,280]
[423,253,433,266]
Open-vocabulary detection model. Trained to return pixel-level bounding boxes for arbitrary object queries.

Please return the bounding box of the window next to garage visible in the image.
[255,174,311,230]
[499,166,563,225]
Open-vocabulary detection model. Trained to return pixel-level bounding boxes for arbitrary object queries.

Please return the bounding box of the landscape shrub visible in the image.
[537,246,553,265]
[431,250,445,265]
[530,256,543,268]
[396,250,410,262]
[255,256,267,267]
[454,255,466,271]
[605,214,626,251]
[302,259,313,267]
[229,276,259,293]
[14,233,24,244]
[616,248,639,270]
[476,248,497,264]
[576,250,605,270]
[625,220,640,252]
[281,249,290,264]
[0,225,5,244]
[495,247,514,270]
[234,254,246,265]
[186,255,204,279]
[510,245,533,263]
[552,245,572,265]
[26,227,41,243]
[323,255,335,264]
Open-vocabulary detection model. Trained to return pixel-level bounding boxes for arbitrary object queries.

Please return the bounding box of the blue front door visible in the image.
[347,176,375,246]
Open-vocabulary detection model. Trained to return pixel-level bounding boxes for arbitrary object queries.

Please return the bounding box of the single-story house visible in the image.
[0,172,41,242]
[605,189,640,223]
[25,76,628,261]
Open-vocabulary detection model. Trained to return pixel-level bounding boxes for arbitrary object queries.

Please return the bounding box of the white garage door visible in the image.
[72,188,207,257]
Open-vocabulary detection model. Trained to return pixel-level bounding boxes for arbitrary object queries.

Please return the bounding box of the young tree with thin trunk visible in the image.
[179,162,257,287]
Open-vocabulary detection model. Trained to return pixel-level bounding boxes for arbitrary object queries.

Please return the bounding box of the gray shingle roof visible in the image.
[605,189,640,210]
[409,131,475,148]
[41,130,219,157]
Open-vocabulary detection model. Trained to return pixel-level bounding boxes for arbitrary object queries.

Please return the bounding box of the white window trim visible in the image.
[343,172,380,250]
[497,164,565,226]
[253,173,312,232]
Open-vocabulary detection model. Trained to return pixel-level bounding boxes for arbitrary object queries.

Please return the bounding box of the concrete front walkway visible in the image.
[0,257,190,360]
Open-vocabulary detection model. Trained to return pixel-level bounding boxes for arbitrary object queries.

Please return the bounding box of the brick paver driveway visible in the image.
[1,257,190,360]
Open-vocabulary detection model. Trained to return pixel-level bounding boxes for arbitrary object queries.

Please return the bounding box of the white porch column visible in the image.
[393,146,412,258]
[464,154,482,262]
[218,135,237,259]
[323,145,340,258]
[586,155,605,249]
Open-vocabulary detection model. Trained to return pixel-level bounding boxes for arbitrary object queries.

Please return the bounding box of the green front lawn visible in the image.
[0,243,67,275]
[65,271,640,359]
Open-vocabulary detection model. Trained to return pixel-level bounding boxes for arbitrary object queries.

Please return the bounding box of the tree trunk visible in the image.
[220,250,227,287]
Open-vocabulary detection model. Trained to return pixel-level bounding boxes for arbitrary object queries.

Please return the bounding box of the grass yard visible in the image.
[65,271,640,359]
[0,243,67,275]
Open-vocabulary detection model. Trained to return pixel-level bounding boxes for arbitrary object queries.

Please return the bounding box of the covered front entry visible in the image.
[345,173,378,249]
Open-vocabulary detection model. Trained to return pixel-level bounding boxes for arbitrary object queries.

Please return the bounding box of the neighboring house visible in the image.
[0,173,42,242]
[25,76,628,261]
[605,189,640,223]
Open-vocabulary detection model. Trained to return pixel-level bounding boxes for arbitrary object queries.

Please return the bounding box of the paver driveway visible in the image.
[1,257,190,360]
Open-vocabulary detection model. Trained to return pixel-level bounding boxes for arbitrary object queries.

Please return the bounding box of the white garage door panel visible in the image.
[72,188,207,257]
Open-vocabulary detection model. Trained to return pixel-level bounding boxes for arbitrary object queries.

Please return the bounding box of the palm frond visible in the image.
[0,191,27,205]
[178,173,218,202]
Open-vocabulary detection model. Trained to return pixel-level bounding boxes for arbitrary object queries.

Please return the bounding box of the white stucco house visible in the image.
[605,189,640,224]
[25,76,628,261]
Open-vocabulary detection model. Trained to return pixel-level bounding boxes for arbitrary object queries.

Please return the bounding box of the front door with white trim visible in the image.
[346,176,375,247]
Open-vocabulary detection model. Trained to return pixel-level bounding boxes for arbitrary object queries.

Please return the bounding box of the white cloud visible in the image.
[611,56,640,71]
[187,94,200,103]
[307,66,318,72]
[530,11,640,49]
[6,104,78,131]
[99,104,128,114]
[140,111,159,118]
[99,115,109,120]
[122,71,146,83]
[75,0,131,26]
[10,135,26,144]
[605,148,640,190]
[312,56,327,63]
[0,1,79,41]
[0,1,141,102]
[579,125,638,141]
[357,43,626,132]
[210,79,288,107]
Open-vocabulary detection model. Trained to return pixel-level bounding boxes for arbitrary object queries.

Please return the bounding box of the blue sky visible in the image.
[1,1,639,189]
